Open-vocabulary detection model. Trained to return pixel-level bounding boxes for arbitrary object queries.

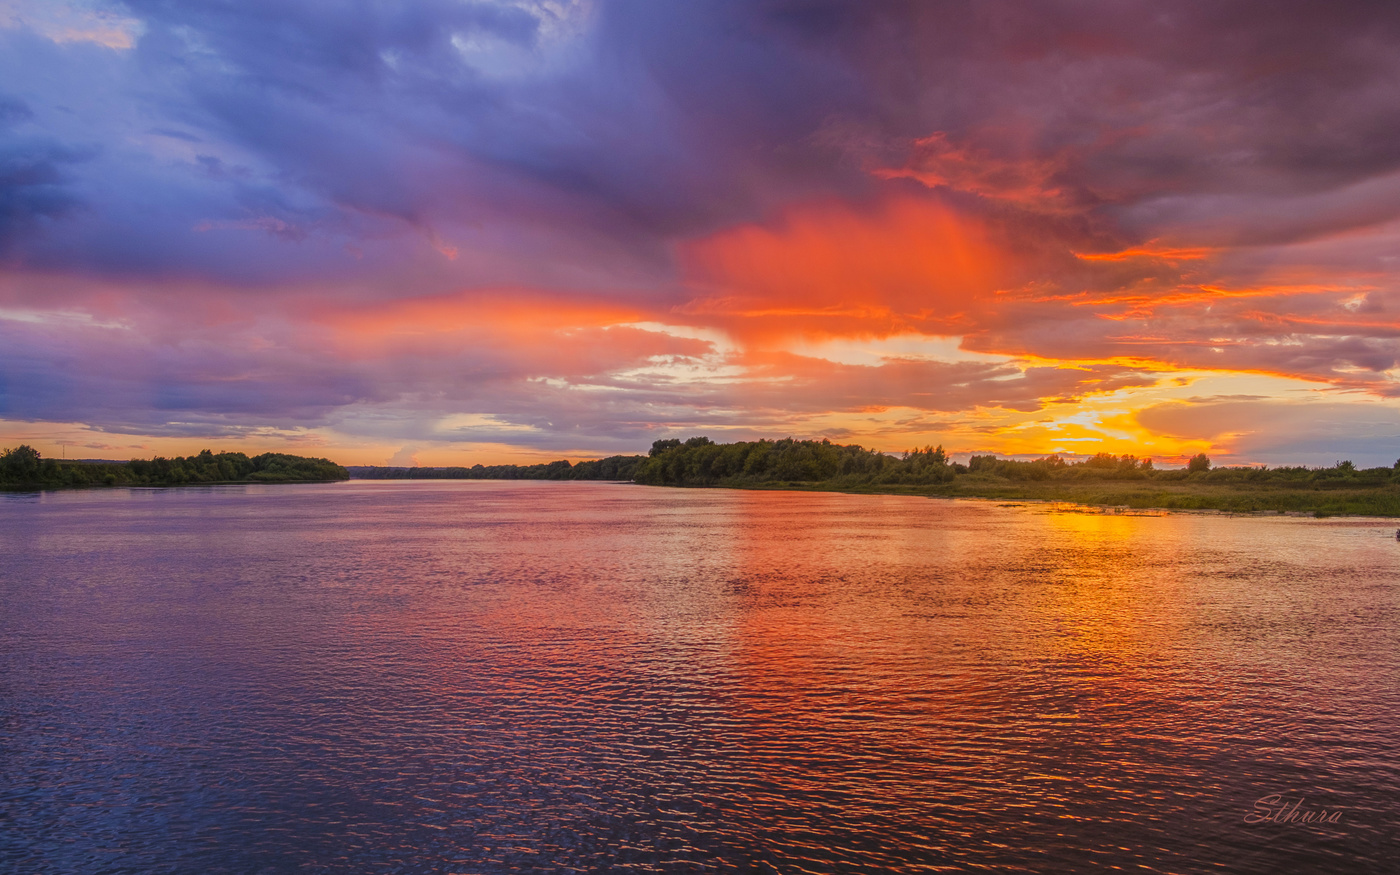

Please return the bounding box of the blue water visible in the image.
[2,481,1397,873]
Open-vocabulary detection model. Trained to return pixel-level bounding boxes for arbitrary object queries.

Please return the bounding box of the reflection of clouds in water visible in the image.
[1,484,1392,869]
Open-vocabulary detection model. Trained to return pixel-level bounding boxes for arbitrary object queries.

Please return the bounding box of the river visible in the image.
[2,481,1397,872]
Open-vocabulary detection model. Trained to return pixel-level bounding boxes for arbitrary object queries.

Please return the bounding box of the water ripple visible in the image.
[1,482,1397,873]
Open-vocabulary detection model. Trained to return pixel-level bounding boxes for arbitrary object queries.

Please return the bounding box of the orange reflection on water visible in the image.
[7,482,1395,871]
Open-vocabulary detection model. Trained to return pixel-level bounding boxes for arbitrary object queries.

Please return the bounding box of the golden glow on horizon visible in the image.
[0,366,1380,469]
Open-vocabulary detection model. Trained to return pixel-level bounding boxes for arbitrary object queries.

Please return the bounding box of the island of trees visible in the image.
[0,446,348,490]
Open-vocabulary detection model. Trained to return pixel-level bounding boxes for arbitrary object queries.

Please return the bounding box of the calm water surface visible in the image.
[1,481,1398,873]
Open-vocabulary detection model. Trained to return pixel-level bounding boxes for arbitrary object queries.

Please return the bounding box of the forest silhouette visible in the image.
[351,437,1400,516]
[0,446,347,489]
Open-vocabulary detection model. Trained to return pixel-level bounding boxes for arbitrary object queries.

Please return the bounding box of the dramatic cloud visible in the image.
[3,1,1400,463]
[679,197,1008,341]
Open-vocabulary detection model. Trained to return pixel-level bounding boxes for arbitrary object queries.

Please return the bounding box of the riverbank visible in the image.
[720,477,1400,516]
[12,436,1397,516]
[0,446,349,490]
[629,437,1400,517]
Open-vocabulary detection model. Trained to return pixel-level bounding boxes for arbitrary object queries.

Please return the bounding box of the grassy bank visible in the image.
[752,477,1400,516]
[633,437,1400,517]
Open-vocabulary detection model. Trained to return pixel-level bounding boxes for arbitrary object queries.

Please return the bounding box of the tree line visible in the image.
[347,437,1400,489]
[0,446,348,489]
[348,454,646,482]
[9,437,1396,494]
[632,437,1399,489]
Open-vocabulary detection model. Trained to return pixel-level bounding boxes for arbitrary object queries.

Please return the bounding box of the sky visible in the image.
[3,0,1400,467]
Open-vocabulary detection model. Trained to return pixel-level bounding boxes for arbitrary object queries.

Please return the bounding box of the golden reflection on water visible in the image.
[1033,509,1167,665]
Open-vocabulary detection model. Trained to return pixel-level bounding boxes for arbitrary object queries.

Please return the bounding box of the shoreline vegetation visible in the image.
[9,437,1400,516]
[0,446,348,490]
[354,437,1400,517]
[348,454,646,483]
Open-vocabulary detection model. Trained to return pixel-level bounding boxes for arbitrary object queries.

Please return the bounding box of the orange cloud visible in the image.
[316,289,645,340]
[1073,244,1213,262]
[304,288,712,379]
[726,349,1159,415]
[679,197,1006,343]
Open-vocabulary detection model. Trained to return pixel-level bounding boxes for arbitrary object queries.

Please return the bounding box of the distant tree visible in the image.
[1337,460,1356,472]
[650,439,682,457]
[1187,453,1211,473]
[0,445,42,482]
[906,445,947,465]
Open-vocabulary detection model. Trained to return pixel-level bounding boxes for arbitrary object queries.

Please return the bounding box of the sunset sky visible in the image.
[4,0,1400,466]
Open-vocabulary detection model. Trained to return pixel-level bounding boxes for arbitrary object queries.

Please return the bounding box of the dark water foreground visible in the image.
[2,482,1397,873]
